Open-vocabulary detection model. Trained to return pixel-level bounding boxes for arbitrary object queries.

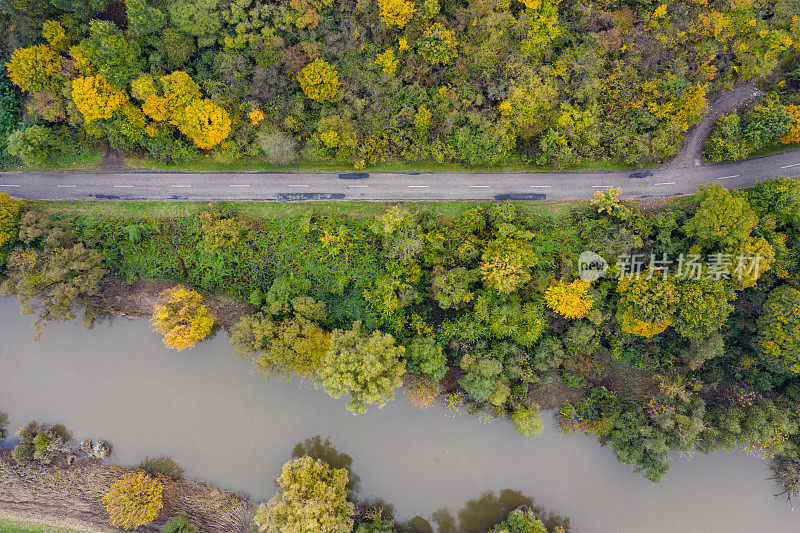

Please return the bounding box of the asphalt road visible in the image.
[1,149,799,202]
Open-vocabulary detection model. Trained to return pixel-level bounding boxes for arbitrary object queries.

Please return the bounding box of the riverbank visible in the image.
[0,449,253,533]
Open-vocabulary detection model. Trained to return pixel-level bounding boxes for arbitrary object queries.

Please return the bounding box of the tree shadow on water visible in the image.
[398,489,570,533]
[291,435,361,494]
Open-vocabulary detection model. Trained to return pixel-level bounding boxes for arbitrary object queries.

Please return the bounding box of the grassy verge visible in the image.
[35,199,580,219]
[124,155,637,174]
[0,517,93,533]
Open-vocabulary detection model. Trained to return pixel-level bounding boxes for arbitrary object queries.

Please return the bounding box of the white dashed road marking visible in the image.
[408,185,430,188]
[655,182,676,186]
[348,185,369,188]
[114,185,134,188]
[56,185,76,188]
[0,184,20,187]
[530,185,552,188]
[717,175,739,180]
[288,184,309,187]
[780,163,800,169]
[592,185,614,188]
[469,185,490,188]
[229,184,250,188]
[171,185,191,188]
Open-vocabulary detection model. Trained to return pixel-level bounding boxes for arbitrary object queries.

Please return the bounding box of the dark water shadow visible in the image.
[397,488,570,533]
[291,435,361,494]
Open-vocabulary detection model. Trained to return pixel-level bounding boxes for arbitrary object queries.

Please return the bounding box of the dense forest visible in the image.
[1,0,800,169]
[2,178,800,500]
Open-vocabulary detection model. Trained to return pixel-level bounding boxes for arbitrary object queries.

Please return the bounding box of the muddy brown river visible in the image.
[0,298,797,532]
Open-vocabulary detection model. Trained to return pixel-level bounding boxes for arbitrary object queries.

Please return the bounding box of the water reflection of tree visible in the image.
[291,435,361,493]
[398,489,570,533]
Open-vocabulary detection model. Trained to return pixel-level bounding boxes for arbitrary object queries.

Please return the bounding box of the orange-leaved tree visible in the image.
[103,471,164,529]
[151,285,214,351]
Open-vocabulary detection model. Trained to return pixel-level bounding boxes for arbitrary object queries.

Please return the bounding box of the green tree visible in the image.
[127,0,166,35]
[5,125,57,167]
[757,285,800,373]
[489,507,552,533]
[316,321,406,414]
[0,213,106,339]
[169,0,223,48]
[615,276,679,337]
[404,336,447,381]
[231,297,330,377]
[743,101,793,151]
[511,405,544,439]
[81,20,144,89]
[683,184,758,251]
[254,456,354,533]
[673,277,735,342]
[418,22,458,64]
[748,177,800,228]
[431,266,477,309]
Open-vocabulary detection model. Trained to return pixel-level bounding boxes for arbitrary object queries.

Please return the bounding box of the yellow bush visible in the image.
[376,49,399,75]
[175,98,232,150]
[71,75,129,124]
[379,0,416,28]
[249,108,264,126]
[296,59,341,103]
[103,472,164,530]
[545,280,593,319]
[142,71,201,123]
[151,285,214,351]
[783,105,800,144]
[6,44,62,92]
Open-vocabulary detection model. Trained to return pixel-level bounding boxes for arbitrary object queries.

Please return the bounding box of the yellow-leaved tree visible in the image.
[379,0,415,28]
[545,279,593,319]
[6,44,62,92]
[175,98,232,150]
[296,59,340,103]
[141,71,231,149]
[151,285,214,351]
[0,194,25,266]
[103,472,164,530]
[71,75,129,124]
[254,456,354,533]
[783,105,800,144]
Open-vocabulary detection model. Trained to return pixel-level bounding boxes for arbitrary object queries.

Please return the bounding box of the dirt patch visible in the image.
[94,145,128,173]
[90,277,257,330]
[0,450,253,533]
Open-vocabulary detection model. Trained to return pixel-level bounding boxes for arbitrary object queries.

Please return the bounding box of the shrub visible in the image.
[161,513,198,533]
[151,286,214,351]
[404,336,447,381]
[42,21,71,53]
[418,23,458,65]
[511,405,544,438]
[103,472,164,530]
[296,59,340,103]
[5,44,62,92]
[379,0,415,28]
[140,455,185,480]
[258,130,298,165]
[254,456,354,533]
